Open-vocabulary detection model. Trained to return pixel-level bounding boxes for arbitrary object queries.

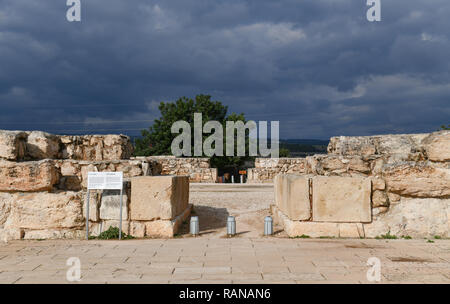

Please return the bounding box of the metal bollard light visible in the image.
[227,216,236,236]
[240,175,243,183]
[231,175,234,183]
[264,216,273,236]
[190,216,199,236]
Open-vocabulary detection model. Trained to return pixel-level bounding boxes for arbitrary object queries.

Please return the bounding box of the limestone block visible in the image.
[274,174,311,221]
[26,131,60,159]
[99,190,128,220]
[339,223,365,238]
[383,163,450,198]
[82,191,100,222]
[5,192,84,230]
[277,210,339,237]
[0,131,27,160]
[129,221,146,238]
[0,193,13,228]
[145,204,191,238]
[312,176,371,223]
[130,176,189,221]
[372,190,389,207]
[23,229,84,240]
[0,228,24,242]
[0,160,59,192]
[364,198,450,238]
[422,131,450,162]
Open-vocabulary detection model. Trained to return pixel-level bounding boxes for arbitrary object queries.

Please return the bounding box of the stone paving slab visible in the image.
[0,238,449,284]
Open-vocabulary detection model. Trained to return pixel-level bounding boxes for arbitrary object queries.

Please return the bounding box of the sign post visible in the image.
[86,172,124,240]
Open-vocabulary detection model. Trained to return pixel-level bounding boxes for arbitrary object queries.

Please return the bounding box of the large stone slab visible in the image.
[364,198,450,238]
[0,131,27,160]
[130,176,189,221]
[5,192,84,230]
[383,163,450,198]
[312,176,371,223]
[422,130,450,162]
[26,131,60,160]
[99,190,128,220]
[274,174,311,221]
[0,160,59,192]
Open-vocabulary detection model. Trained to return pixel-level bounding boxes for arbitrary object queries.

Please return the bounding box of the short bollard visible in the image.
[231,176,234,183]
[190,216,199,236]
[264,216,273,236]
[227,216,236,236]
[240,175,243,183]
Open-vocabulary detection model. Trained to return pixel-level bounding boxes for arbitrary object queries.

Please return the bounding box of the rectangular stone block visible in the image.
[99,190,128,220]
[312,176,371,223]
[0,160,59,192]
[274,174,311,221]
[0,131,27,160]
[145,204,192,238]
[6,192,84,230]
[130,176,189,221]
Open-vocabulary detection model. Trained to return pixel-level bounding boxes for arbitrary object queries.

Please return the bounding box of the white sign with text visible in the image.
[87,172,123,190]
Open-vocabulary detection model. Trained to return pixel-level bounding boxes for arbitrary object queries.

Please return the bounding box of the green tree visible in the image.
[440,124,450,130]
[134,94,253,168]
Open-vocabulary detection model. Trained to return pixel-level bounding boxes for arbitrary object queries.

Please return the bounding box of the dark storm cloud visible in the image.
[0,0,449,138]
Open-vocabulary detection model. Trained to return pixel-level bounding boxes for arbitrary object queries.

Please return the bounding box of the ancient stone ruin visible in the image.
[265,131,450,238]
[0,129,448,241]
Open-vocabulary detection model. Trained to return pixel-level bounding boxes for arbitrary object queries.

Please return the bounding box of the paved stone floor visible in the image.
[0,238,449,284]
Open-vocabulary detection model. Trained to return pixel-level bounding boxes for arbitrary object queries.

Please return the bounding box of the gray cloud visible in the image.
[0,0,449,139]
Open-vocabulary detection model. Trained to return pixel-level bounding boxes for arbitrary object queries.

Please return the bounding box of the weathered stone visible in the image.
[0,228,24,242]
[0,160,59,192]
[145,205,191,238]
[383,163,450,198]
[99,190,128,220]
[5,192,84,230]
[372,190,389,207]
[26,131,60,159]
[129,221,146,238]
[364,198,450,238]
[274,174,311,221]
[23,229,84,240]
[274,208,340,237]
[130,176,189,221]
[339,223,365,238]
[0,131,27,160]
[0,193,13,227]
[328,136,376,157]
[82,191,100,222]
[422,131,450,162]
[312,176,371,223]
[371,178,386,190]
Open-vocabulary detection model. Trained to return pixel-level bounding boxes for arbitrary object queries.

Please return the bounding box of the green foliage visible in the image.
[427,239,435,243]
[90,227,134,240]
[279,148,290,157]
[434,235,442,239]
[295,234,310,238]
[440,125,450,130]
[402,235,412,240]
[134,94,254,168]
[375,232,397,239]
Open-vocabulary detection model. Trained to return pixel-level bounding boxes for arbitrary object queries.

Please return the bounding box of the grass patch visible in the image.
[434,235,442,239]
[427,239,435,243]
[375,232,397,240]
[319,236,335,239]
[89,227,134,240]
[401,235,412,240]
[295,234,310,239]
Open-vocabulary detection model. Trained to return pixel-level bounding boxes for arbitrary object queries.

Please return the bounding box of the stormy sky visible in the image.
[0,0,449,139]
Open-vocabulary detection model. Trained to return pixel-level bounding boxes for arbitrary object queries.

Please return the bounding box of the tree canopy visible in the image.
[134,94,253,168]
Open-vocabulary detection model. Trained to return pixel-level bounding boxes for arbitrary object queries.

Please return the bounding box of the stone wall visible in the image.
[0,130,134,161]
[133,156,217,183]
[272,130,450,239]
[247,158,307,183]
[0,130,193,241]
